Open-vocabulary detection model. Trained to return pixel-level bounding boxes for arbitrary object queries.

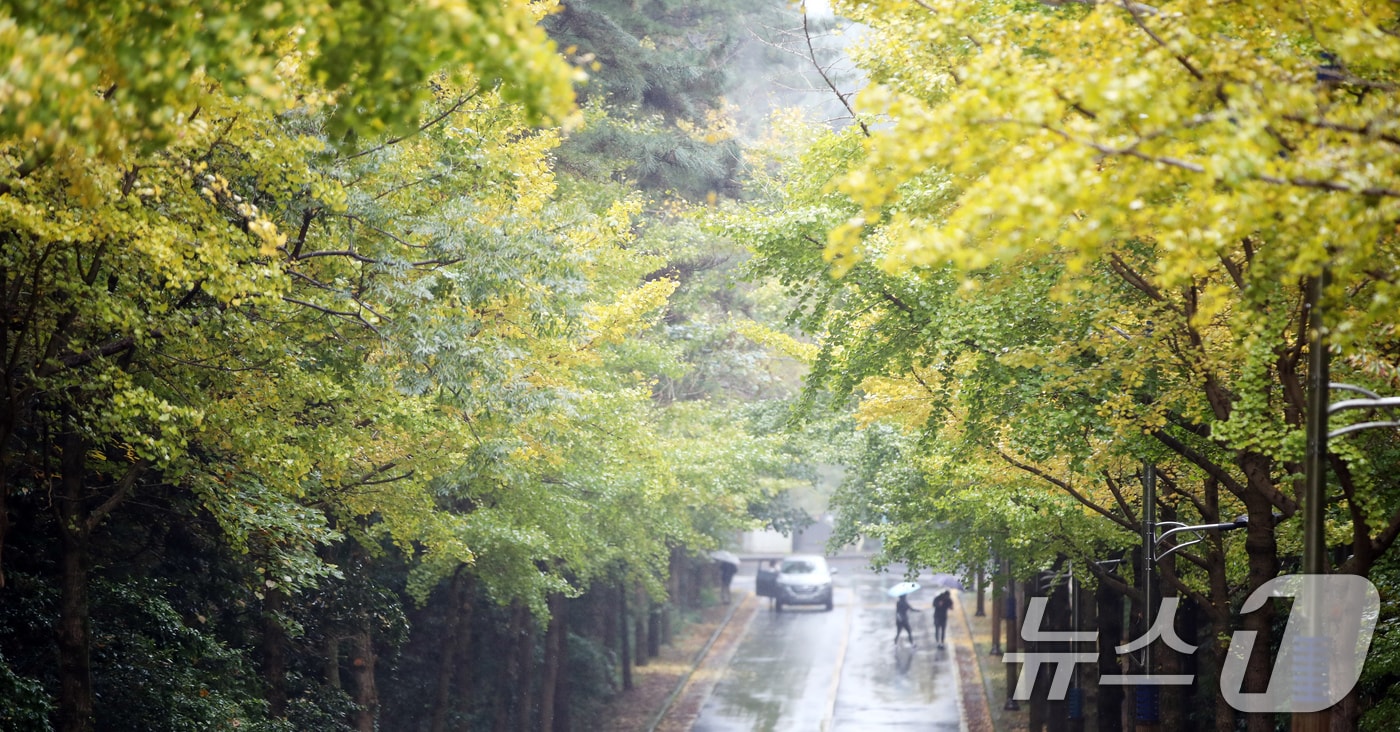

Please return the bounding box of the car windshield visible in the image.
[782,560,821,574]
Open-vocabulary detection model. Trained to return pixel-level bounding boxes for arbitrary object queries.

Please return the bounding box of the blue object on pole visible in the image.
[1004,594,1017,620]
[1135,686,1160,723]
[1067,688,1084,720]
[1292,635,1332,709]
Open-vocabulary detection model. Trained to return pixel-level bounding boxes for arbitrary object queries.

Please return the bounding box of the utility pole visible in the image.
[1004,557,1020,711]
[1137,463,1159,731]
[1294,271,1330,732]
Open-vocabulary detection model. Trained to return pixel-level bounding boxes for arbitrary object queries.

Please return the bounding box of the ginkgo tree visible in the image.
[734,0,1400,729]
[1,1,827,728]
[829,3,1400,728]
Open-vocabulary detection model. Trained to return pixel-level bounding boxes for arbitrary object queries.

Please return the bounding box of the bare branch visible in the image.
[995,447,1138,531]
[86,459,151,531]
[802,7,870,138]
[342,89,482,161]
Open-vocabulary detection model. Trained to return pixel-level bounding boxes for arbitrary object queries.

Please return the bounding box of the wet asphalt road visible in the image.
[692,557,963,731]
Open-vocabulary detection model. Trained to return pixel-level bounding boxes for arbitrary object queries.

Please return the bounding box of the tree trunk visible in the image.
[1208,613,1234,732]
[263,586,288,717]
[548,599,565,732]
[991,571,1002,655]
[1157,508,1181,732]
[430,569,466,732]
[1027,582,1046,732]
[539,592,564,732]
[455,587,477,724]
[515,605,535,732]
[1047,574,1069,732]
[602,582,617,655]
[1076,577,1095,732]
[56,431,93,732]
[634,585,648,667]
[494,602,527,732]
[1240,478,1280,732]
[0,468,8,589]
[619,584,632,690]
[350,627,379,732]
[975,565,986,616]
[325,636,342,690]
[1096,577,1124,732]
[1202,475,1236,732]
[647,603,661,658]
[1329,687,1359,731]
[57,519,93,732]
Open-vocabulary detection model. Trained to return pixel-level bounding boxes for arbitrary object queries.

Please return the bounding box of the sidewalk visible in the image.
[652,590,759,731]
[598,588,759,732]
[954,594,1028,732]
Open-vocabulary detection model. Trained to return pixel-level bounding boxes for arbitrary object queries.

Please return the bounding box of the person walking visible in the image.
[718,559,738,604]
[756,559,779,610]
[895,594,918,647]
[932,590,953,648]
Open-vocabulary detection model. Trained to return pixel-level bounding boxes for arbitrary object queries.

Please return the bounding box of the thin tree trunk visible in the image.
[975,565,986,616]
[56,431,93,732]
[0,468,8,589]
[619,584,632,690]
[634,584,648,667]
[494,602,526,732]
[1047,573,1069,732]
[515,606,535,732]
[1027,584,1046,731]
[539,592,564,732]
[1240,478,1280,732]
[263,586,288,717]
[1077,578,1095,732]
[990,571,1002,655]
[1329,687,1359,731]
[1209,614,1234,732]
[430,569,466,732]
[350,627,379,732]
[1203,476,1236,732]
[1157,507,1181,732]
[1096,578,1124,732]
[455,586,477,724]
[555,596,573,732]
[325,636,342,690]
[602,583,616,654]
[647,603,661,658]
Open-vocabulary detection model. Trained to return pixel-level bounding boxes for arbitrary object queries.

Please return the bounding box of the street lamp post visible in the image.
[1004,556,1021,711]
[1139,503,1250,732]
[1297,271,1331,732]
[1138,463,1159,731]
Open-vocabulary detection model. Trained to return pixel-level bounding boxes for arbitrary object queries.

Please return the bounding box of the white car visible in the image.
[775,554,835,612]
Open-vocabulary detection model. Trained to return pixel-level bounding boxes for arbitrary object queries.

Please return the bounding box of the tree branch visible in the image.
[1149,429,1248,498]
[85,459,151,532]
[994,447,1138,531]
[342,89,481,161]
[802,7,869,138]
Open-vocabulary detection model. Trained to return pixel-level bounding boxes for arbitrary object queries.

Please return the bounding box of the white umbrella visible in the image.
[887,581,921,598]
[710,550,741,566]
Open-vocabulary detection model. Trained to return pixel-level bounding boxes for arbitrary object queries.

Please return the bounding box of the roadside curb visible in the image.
[954,596,996,732]
[648,590,758,732]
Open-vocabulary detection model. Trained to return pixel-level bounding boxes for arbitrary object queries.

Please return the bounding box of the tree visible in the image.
[737,0,1400,728]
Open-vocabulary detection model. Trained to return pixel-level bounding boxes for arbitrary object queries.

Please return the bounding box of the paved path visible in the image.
[662,559,980,731]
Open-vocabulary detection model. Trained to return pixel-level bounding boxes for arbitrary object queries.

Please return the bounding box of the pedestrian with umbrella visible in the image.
[711,550,740,604]
[888,582,921,647]
[932,590,953,648]
[756,558,779,610]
